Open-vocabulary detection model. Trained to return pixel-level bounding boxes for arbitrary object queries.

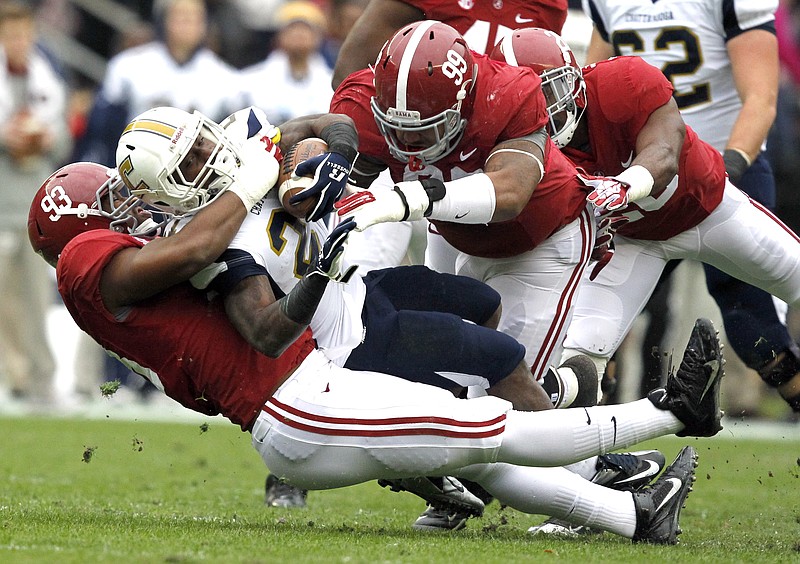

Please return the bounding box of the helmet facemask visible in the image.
[97,173,172,237]
[117,108,241,215]
[371,91,469,166]
[163,121,239,211]
[540,64,586,148]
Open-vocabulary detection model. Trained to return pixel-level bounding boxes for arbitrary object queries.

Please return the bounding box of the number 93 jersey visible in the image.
[583,0,777,151]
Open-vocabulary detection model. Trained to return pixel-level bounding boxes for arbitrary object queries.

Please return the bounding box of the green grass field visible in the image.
[1,414,798,563]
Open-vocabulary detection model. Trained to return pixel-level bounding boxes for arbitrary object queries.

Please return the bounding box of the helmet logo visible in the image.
[117,156,151,194]
[170,126,185,152]
[442,49,468,87]
[40,185,73,221]
[388,108,421,123]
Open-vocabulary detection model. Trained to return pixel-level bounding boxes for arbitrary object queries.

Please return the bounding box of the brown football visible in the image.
[277,137,328,219]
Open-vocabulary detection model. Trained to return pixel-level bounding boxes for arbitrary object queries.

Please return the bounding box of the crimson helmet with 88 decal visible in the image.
[28,162,165,267]
[371,20,478,166]
[489,28,586,148]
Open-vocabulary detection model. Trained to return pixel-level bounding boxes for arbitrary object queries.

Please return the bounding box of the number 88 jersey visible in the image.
[582,0,777,151]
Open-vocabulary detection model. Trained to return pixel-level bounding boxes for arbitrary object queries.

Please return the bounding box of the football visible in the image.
[277,137,328,219]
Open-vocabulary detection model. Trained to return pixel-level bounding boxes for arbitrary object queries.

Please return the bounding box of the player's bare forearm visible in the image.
[223,275,308,358]
[102,192,249,310]
[484,139,545,221]
[585,28,615,64]
[278,114,356,152]
[727,30,779,160]
[633,98,685,193]
[332,0,424,89]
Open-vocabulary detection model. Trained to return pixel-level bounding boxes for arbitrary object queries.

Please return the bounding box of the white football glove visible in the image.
[334,181,429,231]
[228,135,280,210]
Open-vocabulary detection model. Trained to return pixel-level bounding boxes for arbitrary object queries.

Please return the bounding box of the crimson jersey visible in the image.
[406,0,568,54]
[561,56,727,241]
[331,55,589,257]
[57,230,315,431]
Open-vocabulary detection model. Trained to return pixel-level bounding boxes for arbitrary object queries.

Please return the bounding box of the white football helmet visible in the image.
[116,106,241,213]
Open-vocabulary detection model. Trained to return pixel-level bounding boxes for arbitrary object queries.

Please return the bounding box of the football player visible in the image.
[123,105,662,516]
[330,20,625,527]
[334,21,598,395]
[491,28,800,417]
[27,158,725,544]
[579,1,798,414]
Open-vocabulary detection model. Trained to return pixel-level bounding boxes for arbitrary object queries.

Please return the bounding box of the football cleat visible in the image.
[592,450,667,491]
[528,450,666,536]
[265,474,307,508]
[378,476,485,517]
[648,318,724,437]
[632,446,698,544]
[412,505,470,532]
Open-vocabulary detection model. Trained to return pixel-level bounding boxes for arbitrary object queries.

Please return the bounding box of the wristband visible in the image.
[320,122,359,164]
[427,173,496,224]
[722,148,751,185]
[279,273,328,325]
[615,164,654,201]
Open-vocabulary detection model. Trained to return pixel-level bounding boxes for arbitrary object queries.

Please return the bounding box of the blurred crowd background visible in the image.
[2,0,799,422]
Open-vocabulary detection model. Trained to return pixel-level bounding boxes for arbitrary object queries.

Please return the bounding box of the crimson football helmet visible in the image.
[490,28,586,148]
[28,162,164,267]
[371,20,478,165]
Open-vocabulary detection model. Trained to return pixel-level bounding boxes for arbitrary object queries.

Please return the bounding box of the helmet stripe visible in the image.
[499,34,518,66]
[395,20,438,111]
[122,119,177,139]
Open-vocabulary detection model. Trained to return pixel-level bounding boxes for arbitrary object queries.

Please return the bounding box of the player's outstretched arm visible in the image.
[332,0,423,89]
[101,192,254,312]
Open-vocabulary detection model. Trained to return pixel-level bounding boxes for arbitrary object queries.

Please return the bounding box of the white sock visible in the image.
[459,463,637,537]
[497,398,682,466]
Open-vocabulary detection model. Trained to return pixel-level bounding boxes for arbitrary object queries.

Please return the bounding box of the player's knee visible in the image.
[560,348,608,381]
[562,315,621,359]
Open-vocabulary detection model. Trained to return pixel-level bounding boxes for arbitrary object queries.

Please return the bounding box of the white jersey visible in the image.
[100,42,244,123]
[224,197,367,366]
[188,107,366,366]
[582,0,777,151]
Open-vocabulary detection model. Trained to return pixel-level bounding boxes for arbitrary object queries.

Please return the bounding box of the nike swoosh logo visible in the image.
[460,148,477,161]
[700,359,720,401]
[455,212,469,219]
[615,460,660,485]
[515,14,534,23]
[655,477,684,513]
[621,151,634,168]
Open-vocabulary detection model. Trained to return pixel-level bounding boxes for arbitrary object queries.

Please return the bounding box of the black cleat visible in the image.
[592,449,666,491]
[648,318,724,437]
[632,446,698,545]
[528,450,666,536]
[265,474,307,508]
[378,476,485,517]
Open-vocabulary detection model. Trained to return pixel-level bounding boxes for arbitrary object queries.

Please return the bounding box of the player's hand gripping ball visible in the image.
[277,138,329,220]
